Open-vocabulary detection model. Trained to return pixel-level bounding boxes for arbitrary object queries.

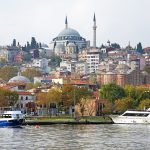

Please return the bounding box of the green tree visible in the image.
[31,37,37,49]
[124,85,138,99]
[114,97,134,113]
[0,89,7,107]
[60,85,92,113]
[138,99,150,110]
[22,68,41,82]
[27,41,31,51]
[100,83,125,103]
[49,55,62,67]
[0,88,18,107]
[12,39,16,47]
[61,85,74,111]
[5,90,19,107]
[138,90,150,102]
[0,66,18,81]
[136,42,143,54]
[124,85,147,106]
[111,43,120,49]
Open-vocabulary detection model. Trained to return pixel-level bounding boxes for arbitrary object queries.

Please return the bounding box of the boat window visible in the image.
[0,114,12,118]
[122,113,149,117]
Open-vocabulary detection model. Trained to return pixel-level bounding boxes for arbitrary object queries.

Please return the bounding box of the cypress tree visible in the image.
[12,39,16,47]
[31,37,37,49]
[136,42,143,54]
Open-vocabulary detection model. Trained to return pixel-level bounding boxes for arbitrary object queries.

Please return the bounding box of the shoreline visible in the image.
[23,121,113,125]
[23,116,114,125]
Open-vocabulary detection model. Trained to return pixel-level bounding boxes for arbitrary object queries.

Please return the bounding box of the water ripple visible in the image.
[0,124,150,150]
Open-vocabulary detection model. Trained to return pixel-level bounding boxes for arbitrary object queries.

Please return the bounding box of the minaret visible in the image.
[65,16,68,29]
[93,13,97,48]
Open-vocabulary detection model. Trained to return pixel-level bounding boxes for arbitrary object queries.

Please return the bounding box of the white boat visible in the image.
[0,110,24,127]
[110,109,150,124]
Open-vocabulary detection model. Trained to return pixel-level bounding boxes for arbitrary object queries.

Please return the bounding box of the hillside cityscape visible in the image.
[0,14,150,116]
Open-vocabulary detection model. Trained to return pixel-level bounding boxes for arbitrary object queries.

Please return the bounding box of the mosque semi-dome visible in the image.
[67,42,76,47]
[8,74,30,83]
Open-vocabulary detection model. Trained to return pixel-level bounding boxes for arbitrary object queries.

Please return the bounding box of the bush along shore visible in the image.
[23,116,113,125]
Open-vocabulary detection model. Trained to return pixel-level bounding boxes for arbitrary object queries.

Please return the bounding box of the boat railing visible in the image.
[127,109,150,112]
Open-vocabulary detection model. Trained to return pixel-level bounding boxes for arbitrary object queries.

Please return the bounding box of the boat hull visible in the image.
[0,119,24,127]
[111,116,150,124]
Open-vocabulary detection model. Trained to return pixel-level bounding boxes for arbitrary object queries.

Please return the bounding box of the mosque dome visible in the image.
[58,28,80,37]
[50,16,87,52]
[116,64,130,70]
[8,74,30,83]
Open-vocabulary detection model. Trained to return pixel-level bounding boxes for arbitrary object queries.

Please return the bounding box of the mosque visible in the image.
[49,14,97,59]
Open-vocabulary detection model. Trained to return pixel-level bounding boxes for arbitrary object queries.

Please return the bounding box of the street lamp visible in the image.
[73,87,76,118]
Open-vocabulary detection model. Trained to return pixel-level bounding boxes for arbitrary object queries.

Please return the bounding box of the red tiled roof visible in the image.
[144,47,150,51]
[2,85,15,90]
[17,91,32,95]
[69,79,95,85]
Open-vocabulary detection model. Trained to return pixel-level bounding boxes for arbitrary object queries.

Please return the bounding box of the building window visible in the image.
[26,96,28,100]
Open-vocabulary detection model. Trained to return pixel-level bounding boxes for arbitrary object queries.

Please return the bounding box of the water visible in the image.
[0,124,150,150]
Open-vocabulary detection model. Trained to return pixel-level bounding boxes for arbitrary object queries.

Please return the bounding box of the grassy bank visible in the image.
[25,116,112,123]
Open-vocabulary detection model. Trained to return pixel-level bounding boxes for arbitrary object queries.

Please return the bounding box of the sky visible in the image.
[0,0,150,48]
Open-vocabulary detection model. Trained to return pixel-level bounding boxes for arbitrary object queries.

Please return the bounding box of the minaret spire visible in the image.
[93,13,97,48]
[65,16,68,29]
[93,13,96,22]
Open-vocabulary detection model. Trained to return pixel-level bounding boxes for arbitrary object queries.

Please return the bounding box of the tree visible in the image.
[39,42,42,48]
[49,55,62,67]
[31,37,37,49]
[124,85,147,106]
[100,83,125,103]
[5,90,19,107]
[144,66,150,74]
[36,92,47,115]
[73,88,92,116]
[111,43,120,49]
[114,97,134,113]
[12,39,16,47]
[60,85,92,115]
[86,99,96,116]
[23,53,32,62]
[138,99,150,110]
[25,82,41,90]
[36,92,47,106]
[0,89,7,107]
[0,66,18,81]
[124,85,136,97]
[0,88,18,107]
[136,42,143,54]
[78,98,95,117]
[46,88,62,115]
[138,90,150,102]
[27,41,31,51]
[61,85,74,111]
[22,68,41,82]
